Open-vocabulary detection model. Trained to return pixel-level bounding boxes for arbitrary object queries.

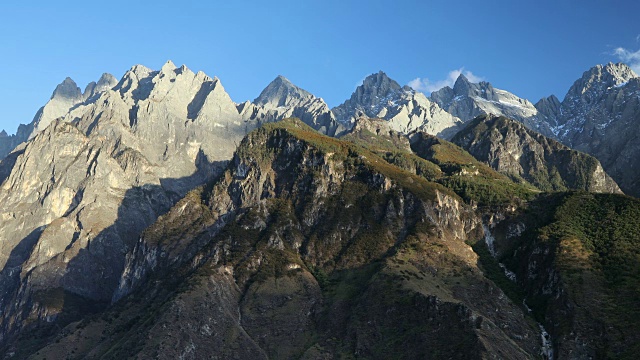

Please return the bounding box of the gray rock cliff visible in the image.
[452,114,622,193]
[0,73,120,162]
[0,61,248,345]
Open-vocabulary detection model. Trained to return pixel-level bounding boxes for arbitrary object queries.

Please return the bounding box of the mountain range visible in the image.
[0,60,639,359]
[3,61,639,196]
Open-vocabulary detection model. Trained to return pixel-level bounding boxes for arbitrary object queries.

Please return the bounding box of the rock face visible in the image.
[0,61,246,347]
[339,117,413,153]
[538,62,640,196]
[238,75,344,136]
[29,74,119,140]
[534,94,561,122]
[83,73,118,100]
[23,119,543,359]
[0,124,30,160]
[332,71,463,138]
[431,74,555,137]
[2,116,637,359]
[452,114,622,193]
[0,74,119,160]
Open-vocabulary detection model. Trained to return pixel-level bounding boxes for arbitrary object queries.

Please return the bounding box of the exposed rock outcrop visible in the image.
[2,59,640,358]
[452,114,622,193]
[29,74,118,140]
[0,74,118,161]
[534,95,561,123]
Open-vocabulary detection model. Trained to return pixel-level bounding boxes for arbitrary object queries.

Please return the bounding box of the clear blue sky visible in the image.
[1,0,639,134]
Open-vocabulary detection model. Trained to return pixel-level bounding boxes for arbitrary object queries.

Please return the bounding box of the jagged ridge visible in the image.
[452,114,622,193]
[332,71,463,138]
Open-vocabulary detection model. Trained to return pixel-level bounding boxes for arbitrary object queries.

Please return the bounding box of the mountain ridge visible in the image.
[452,114,622,193]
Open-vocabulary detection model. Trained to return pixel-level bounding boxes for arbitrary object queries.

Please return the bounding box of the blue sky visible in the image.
[1,0,639,134]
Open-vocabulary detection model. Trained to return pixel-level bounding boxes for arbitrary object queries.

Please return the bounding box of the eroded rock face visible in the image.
[534,95,561,123]
[0,124,29,160]
[332,71,463,138]
[24,119,542,359]
[452,114,622,193]
[3,59,639,358]
[0,73,118,161]
[29,75,119,140]
[0,61,246,346]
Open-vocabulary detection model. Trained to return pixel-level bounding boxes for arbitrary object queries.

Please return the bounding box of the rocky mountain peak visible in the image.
[0,130,7,137]
[534,94,561,121]
[360,70,402,95]
[83,73,118,99]
[51,77,82,100]
[536,94,560,106]
[125,64,155,82]
[332,71,404,123]
[254,75,313,107]
[97,72,117,89]
[332,71,462,137]
[430,74,555,137]
[452,73,471,92]
[541,62,640,196]
[449,74,496,99]
[240,76,342,136]
[160,59,177,74]
[452,114,622,193]
[604,62,637,82]
[565,62,638,102]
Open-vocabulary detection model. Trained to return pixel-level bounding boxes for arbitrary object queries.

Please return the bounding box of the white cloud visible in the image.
[407,68,484,94]
[613,47,640,74]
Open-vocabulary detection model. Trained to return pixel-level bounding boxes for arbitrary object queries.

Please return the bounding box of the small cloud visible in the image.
[407,68,484,94]
[613,47,640,74]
